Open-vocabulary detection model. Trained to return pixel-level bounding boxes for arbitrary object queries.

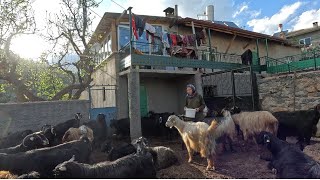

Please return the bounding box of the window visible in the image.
[104,34,112,58]
[299,37,312,46]
[118,25,130,50]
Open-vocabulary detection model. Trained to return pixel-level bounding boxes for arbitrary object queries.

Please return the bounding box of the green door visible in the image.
[140,85,148,117]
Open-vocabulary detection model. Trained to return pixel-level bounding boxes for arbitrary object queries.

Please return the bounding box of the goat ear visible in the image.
[69,155,75,162]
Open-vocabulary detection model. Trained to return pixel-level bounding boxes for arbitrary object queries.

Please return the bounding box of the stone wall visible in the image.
[258,71,320,112]
[0,100,90,136]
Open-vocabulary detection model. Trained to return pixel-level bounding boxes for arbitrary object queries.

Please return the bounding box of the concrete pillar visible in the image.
[127,69,142,140]
[194,73,203,96]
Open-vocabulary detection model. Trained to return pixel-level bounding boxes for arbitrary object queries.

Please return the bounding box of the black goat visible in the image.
[101,141,136,161]
[0,136,92,178]
[0,132,49,154]
[53,139,156,178]
[83,113,107,148]
[0,130,33,149]
[110,118,130,137]
[256,131,320,178]
[273,104,320,145]
[41,113,81,146]
[149,112,177,140]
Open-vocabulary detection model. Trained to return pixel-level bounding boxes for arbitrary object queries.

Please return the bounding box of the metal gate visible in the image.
[202,66,259,112]
[88,85,117,127]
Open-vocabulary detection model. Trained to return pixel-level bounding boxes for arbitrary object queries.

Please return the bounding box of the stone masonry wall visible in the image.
[0,100,90,137]
[258,71,320,112]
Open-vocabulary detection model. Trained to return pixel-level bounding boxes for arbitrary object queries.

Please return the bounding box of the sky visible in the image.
[11,0,320,60]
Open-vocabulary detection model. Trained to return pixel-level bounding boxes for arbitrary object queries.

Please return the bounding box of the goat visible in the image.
[101,141,136,161]
[149,112,177,140]
[53,139,156,178]
[165,115,216,170]
[0,136,92,178]
[273,104,320,145]
[41,113,81,146]
[231,108,278,144]
[132,137,178,170]
[255,131,320,178]
[83,114,107,148]
[62,125,94,143]
[0,132,49,154]
[0,130,33,149]
[17,171,40,179]
[0,171,17,179]
[110,118,130,137]
[212,109,237,152]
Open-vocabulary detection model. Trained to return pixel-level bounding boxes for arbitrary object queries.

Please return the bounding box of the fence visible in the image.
[0,100,90,136]
[201,66,259,112]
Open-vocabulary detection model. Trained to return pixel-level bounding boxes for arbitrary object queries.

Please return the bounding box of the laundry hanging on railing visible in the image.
[132,14,145,40]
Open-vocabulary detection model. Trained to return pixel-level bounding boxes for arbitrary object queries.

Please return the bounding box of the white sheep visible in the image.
[231,111,278,144]
[165,115,216,170]
[62,125,94,143]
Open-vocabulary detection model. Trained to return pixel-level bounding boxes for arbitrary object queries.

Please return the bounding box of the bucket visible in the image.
[185,108,196,118]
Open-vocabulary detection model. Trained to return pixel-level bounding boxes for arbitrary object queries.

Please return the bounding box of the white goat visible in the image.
[165,115,216,170]
[232,111,278,144]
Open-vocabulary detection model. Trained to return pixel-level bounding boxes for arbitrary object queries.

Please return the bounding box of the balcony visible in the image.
[118,42,249,72]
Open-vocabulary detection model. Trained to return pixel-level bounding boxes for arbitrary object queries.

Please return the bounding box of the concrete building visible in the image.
[83,6,301,139]
[286,22,320,48]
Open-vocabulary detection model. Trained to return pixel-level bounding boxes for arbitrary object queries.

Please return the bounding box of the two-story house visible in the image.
[83,6,300,139]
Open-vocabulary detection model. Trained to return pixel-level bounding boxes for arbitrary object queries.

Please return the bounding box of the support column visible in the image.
[127,69,141,140]
[194,73,203,96]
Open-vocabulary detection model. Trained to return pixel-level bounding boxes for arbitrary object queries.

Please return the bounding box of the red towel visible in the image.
[132,15,138,40]
[170,34,177,46]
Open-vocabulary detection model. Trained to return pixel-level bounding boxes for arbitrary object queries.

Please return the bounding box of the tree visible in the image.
[0,0,100,102]
[45,0,101,100]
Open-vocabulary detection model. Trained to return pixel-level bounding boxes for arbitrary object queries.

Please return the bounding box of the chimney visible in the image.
[278,24,283,32]
[174,5,178,17]
[313,22,318,28]
[163,7,175,17]
[206,5,214,21]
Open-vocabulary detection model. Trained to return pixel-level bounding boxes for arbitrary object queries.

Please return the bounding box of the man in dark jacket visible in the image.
[184,84,206,122]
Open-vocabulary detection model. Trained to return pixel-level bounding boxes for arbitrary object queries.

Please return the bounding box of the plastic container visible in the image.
[185,108,196,118]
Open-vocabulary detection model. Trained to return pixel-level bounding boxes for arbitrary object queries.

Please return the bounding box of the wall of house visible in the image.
[0,100,90,136]
[287,30,320,46]
[175,26,301,63]
[258,71,320,112]
[117,75,128,119]
[88,54,118,108]
[140,75,195,115]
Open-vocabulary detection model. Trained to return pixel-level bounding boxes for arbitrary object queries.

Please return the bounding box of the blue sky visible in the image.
[11,0,320,59]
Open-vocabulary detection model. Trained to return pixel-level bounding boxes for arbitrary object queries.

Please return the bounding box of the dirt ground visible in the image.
[90,137,320,179]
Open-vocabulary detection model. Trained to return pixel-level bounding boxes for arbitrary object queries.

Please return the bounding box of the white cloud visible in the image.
[247,1,302,35]
[292,9,320,30]
[233,3,249,18]
[249,9,261,18]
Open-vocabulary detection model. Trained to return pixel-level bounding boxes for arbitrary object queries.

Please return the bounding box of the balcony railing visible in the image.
[118,41,245,71]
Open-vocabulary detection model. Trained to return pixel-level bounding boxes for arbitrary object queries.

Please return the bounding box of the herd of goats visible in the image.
[0,104,320,179]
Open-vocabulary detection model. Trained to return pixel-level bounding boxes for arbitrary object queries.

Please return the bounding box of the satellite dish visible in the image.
[90,42,101,54]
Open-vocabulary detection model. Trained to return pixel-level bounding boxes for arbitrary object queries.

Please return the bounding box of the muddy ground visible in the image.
[90,137,320,179]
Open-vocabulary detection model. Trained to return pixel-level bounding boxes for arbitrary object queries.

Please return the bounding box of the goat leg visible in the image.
[206,154,215,171]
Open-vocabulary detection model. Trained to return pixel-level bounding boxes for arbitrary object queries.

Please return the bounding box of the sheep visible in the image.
[53,141,156,178]
[231,108,278,144]
[0,132,49,154]
[0,130,33,149]
[62,125,94,143]
[211,109,237,152]
[255,131,320,178]
[132,137,179,170]
[165,115,216,170]
[273,104,320,146]
[0,136,92,178]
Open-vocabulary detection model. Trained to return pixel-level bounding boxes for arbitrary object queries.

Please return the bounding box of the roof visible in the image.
[213,21,239,28]
[286,26,320,38]
[89,12,294,47]
[273,30,288,38]
[176,18,291,44]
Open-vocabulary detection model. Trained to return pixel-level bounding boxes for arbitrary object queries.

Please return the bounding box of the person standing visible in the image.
[184,84,206,122]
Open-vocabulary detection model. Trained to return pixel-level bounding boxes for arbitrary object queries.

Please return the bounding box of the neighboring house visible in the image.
[83,7,301,139]
[286,22,320,48]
